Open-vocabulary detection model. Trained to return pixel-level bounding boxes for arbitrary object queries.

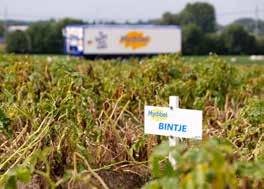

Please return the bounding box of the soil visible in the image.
[17,170,147,189]
[97,170,146,189]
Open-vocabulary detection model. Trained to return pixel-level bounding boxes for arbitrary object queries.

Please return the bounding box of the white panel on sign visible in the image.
[144,106,203,139]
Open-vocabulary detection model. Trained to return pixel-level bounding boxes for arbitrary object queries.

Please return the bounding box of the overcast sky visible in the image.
[0,0,264,25]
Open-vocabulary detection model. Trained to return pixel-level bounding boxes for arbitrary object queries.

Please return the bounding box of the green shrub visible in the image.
[6,31,31,54]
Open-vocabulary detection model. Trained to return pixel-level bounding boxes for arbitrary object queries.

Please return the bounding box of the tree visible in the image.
[160,12,180,25]
[233,18,264,35]
[26,21,55,54]
[6,31,31,53]
[182,24,205,55]
[203,33,227,55]
[256,36,264,54]
[221,24,257,54]
[0,22,4,37]
[26,18,84,54]
[179,2,216,33]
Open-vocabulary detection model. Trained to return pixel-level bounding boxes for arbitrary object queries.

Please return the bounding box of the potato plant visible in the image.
[0,54,263,189]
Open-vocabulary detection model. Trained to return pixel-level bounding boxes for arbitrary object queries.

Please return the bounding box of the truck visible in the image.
[63,25,181,57]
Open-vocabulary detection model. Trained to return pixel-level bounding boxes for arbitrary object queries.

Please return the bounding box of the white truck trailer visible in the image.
[63,25,181,56]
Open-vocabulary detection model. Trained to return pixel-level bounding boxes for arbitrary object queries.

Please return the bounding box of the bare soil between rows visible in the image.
[17,170,147,189]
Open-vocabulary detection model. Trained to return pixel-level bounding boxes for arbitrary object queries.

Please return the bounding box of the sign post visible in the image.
[144,96,203,169]
[168,96,180,168]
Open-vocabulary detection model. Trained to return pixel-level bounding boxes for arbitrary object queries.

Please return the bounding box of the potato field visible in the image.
[0,54,263,189]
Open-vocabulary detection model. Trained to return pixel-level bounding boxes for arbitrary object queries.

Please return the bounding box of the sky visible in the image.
[0,0,264,25]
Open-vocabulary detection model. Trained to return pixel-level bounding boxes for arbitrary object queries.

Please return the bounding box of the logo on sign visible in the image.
[148,109,168,121]
[120,31,150,50]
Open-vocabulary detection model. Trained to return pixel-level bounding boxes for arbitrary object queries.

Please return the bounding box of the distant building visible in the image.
[8,25,29,32]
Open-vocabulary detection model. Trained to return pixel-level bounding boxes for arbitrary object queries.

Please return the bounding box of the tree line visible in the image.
[3,2,264,55]
[152,3,263,55]
[5,18,84,54]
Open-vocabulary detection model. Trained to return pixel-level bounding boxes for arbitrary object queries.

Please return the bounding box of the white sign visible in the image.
[144,106,203,139]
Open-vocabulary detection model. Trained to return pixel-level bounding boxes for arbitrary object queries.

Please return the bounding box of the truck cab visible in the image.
[63,26,84,56]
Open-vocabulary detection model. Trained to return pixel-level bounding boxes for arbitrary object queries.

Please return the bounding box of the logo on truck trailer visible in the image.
[95,32,108,49]
[120,31,150,50]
